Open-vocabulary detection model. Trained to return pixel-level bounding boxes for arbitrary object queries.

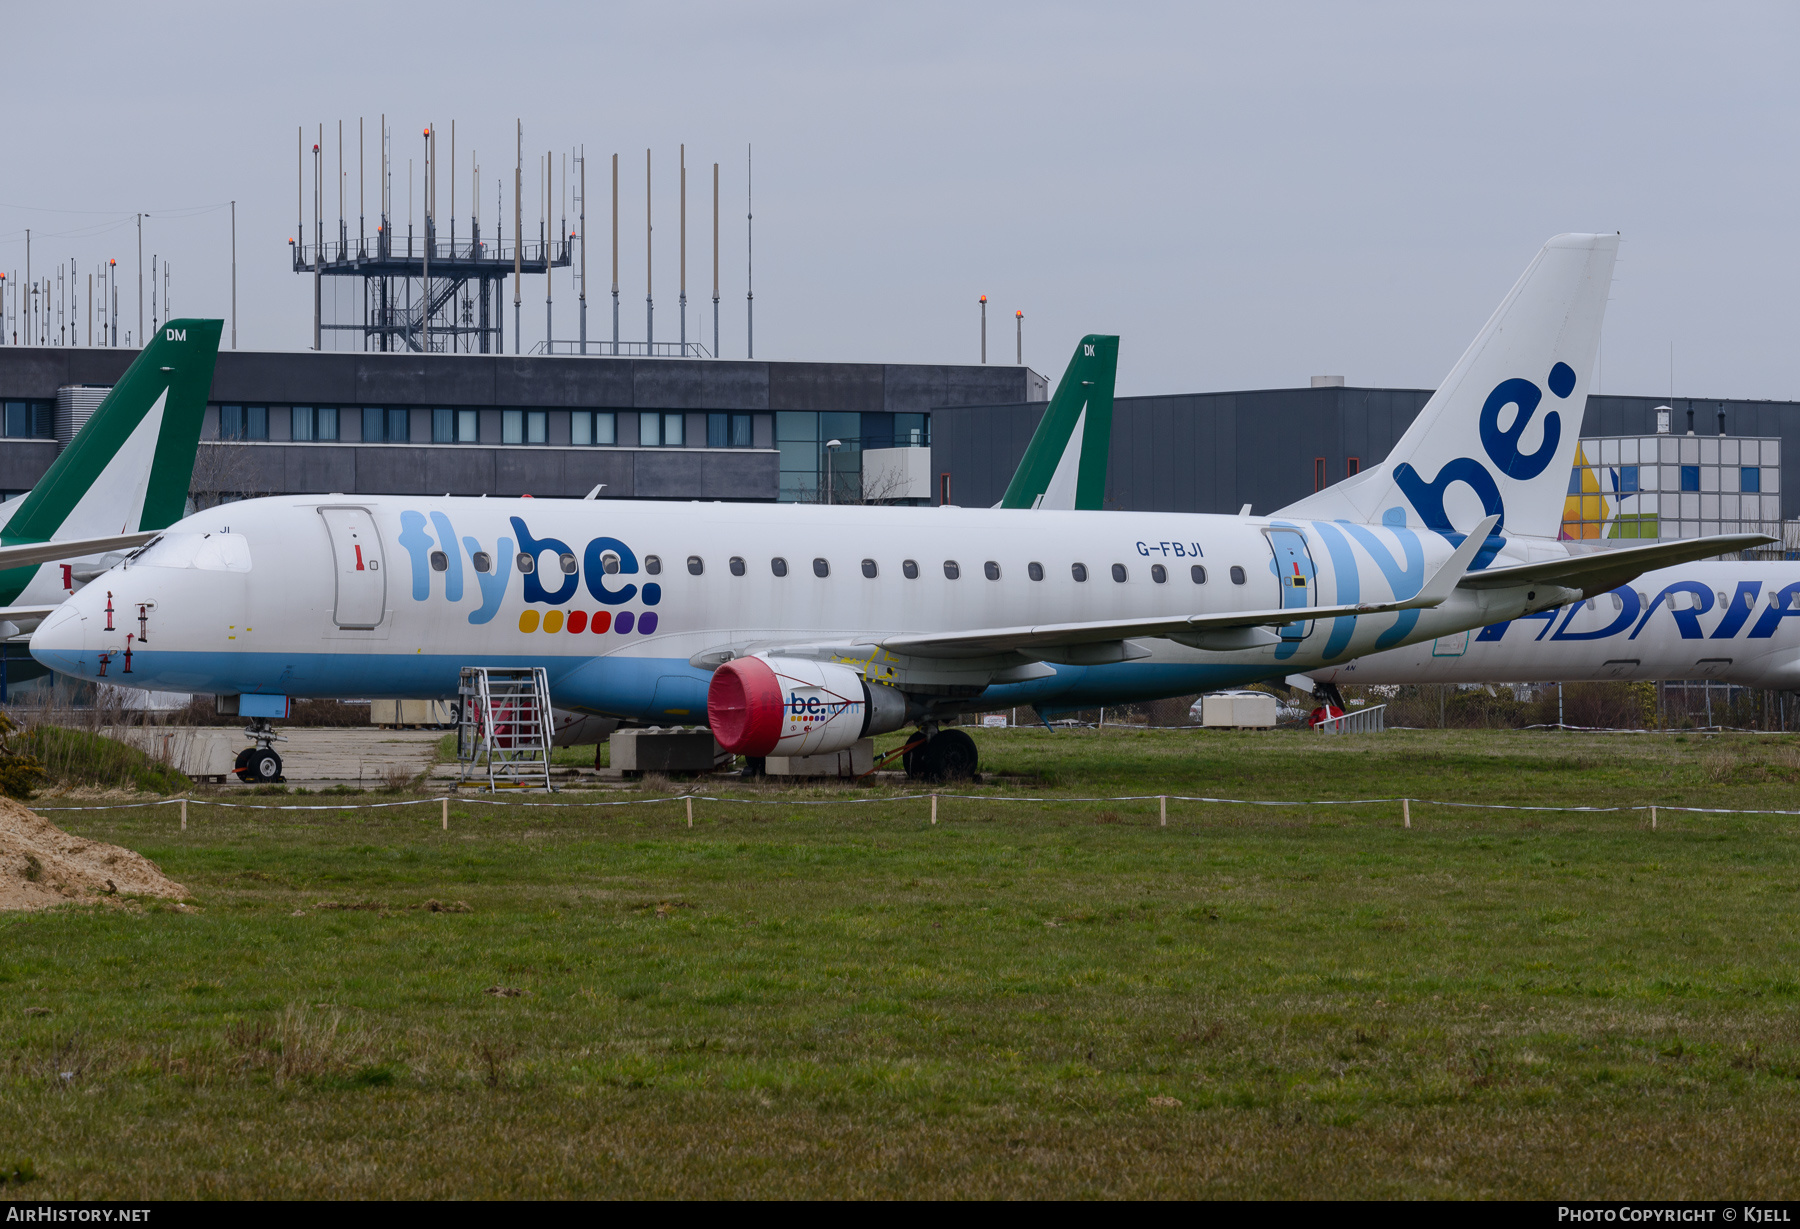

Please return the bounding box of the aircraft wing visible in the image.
[0,532,159,573]
[879,514,1497,659]
[1456,533,1775,595]
[0,606,61,623]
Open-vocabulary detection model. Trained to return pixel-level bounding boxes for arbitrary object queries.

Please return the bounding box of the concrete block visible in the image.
[107,727,239,779]
[764,738,874,778]
[1200,692,1276,729]
[610,727,722,772]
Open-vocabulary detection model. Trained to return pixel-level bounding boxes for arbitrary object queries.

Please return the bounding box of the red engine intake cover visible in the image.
[707,657,784,755]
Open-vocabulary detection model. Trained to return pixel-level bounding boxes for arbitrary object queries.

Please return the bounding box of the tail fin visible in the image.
[999,334,1117,510]
[1276,234,1618,553]
[2,318,221,544]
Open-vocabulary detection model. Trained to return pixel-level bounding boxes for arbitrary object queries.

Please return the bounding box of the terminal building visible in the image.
[0,347,1796,549]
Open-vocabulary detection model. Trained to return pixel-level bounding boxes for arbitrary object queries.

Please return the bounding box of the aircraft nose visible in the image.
[29,602,88,676]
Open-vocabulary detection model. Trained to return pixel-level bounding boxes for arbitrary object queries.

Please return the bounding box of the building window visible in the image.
[894,413,929,447]
[432,408,478,444]
[640,411,683,447]
[219,405,267,441]
[387,407,410,443]
[571,411,617,446]
[708,412,753,448]
[1742,466,1762,493]
[1346,457,1360,477]
[294,407,342,441]
[1617,465,1639,492]
[3,402,51,438]
[939,474,952,505]
[1681,465,1701,492]
[502,409,545,445]
[1313,458,1327,492]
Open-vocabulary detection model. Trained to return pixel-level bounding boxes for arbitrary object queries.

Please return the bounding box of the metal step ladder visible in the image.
[457,666,554,790]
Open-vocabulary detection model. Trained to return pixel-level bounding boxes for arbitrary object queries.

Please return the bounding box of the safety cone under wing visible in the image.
[999,334,1117,510]
[1276,235,1618,559]
[0,318,222,609]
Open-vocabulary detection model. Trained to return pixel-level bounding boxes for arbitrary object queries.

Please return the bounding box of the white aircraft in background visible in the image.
[31,236,1768,781]
[0,321,221,640]
[1307,559,1800,693]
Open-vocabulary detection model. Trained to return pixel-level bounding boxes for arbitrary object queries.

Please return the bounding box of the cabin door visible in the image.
[317,506,389,629]
[1264,528,1316,641]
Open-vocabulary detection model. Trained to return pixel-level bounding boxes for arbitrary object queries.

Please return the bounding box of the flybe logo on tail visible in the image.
[1391,362,1576,564]
[165,328,185,341]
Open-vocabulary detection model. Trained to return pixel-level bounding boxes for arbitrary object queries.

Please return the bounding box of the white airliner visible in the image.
[1306,559,1800,692]
[29,237,1768,780]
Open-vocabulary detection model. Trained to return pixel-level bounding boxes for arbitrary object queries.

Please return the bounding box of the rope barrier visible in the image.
[26,791,1800,818]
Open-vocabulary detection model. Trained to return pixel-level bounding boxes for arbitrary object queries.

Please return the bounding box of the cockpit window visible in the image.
[130,532,253,573]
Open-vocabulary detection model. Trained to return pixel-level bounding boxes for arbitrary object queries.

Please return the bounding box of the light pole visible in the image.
[979,295,986,363]
[825,439,842,505]
[1015,309,1022,364]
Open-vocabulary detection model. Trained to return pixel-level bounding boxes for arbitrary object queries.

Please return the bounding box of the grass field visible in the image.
[5,726,1800,1199]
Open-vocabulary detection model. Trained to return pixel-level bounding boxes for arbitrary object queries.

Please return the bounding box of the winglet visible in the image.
[1406,514,1498,608]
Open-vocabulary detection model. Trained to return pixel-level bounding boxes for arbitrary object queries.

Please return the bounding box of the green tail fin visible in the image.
[999,334,1117,510]
[2,318,221,544]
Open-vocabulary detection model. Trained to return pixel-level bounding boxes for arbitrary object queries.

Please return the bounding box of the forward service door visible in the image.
[1265,527,1316,641]
[318,506,388,628]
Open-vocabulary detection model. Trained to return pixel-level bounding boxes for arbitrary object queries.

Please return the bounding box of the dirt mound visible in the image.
[0,795,189,912]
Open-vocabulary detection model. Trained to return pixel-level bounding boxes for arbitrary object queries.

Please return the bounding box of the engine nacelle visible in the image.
[707,656,908,757]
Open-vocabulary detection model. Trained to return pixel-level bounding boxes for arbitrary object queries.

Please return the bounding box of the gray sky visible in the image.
[5,1,1797,401]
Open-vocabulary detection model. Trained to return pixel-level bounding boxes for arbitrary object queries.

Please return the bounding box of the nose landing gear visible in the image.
[234,718,287,784]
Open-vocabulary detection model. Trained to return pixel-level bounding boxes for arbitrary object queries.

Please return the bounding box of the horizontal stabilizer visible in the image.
[0,532,158,574]
[1457,533,1775,596]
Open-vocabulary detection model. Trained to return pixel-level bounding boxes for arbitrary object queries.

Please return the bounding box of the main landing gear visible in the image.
[234,718,287,784]
[902,725,980,783]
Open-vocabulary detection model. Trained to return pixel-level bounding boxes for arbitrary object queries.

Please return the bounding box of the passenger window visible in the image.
[1028,562,1044,581]
[1192,565,1207,584]
[1229,566,1246,585]
[1151,564,1167,583]
[645,555,662,575]
[772,557,788,577]
[429,551,448,572]
[730,556,746,576]
[1072,563,1088,582]
[943,560,960,579]
[813,558,830,578]
[559,553,577,575]
[861,559,877,578]
[1111,564,1128,583]
[688,555,704,576]
[903,559,919,579]
[472,552,492,573]
[984,561,1000,580]
[601,552,620,575]
[516,552,536,574]
[1611,593,1623,610]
